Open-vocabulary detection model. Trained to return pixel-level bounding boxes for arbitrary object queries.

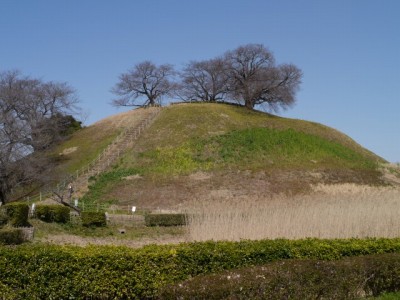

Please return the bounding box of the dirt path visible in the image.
[36,233,187,248]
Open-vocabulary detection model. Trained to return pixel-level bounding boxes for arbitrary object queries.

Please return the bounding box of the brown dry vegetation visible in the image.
[185,183,400,241]
[31,182,400,247]
[105,168,384,210]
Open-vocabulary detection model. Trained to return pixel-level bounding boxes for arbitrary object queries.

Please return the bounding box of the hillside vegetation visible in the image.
[3,103,400,299]
[77,103,384,209]
[45,109,151,185]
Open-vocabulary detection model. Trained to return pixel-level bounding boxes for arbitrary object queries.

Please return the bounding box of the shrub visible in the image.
[1,239,400,298]
[160,254,400,299]
[35,205,70,223]
[2,202,29,227]
[81,211,106,227]
[0,228,25,245]
[145,213,186,227]
[0,208,8,228]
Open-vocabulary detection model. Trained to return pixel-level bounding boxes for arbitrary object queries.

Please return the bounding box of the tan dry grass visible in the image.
[51,107,156,176]
[186,184,400,241]
[37,233,186,248]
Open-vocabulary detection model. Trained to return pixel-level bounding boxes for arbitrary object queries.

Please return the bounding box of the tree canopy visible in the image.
[111,61,177,107]
[0,70,80,203]
[112,44,302,110]
[177,58,230,102]
[225,44,302,110]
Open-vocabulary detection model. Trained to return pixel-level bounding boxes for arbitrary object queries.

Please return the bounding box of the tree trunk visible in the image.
[245,99,255,109]
[52,191,81,214]
[148,96,156,107]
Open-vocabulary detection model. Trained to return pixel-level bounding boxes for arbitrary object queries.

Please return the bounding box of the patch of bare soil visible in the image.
[105,168,382,210]
[188,171,212,181]
[381,163,400,186]
[59,146,78,155]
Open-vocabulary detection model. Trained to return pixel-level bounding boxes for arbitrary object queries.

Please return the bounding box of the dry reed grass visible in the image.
[185,184,400,241]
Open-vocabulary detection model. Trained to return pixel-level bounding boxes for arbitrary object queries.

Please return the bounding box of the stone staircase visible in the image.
[52,106,162,201]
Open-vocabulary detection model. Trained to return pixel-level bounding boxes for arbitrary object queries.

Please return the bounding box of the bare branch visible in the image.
[111,61,178,107]
[177,57,230,102]
[52,191,81,214]
[224,44,302,110]
[0,70,81,203]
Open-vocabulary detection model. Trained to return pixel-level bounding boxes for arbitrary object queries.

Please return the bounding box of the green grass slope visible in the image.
[80,103,385,209]
[45,109,152,184]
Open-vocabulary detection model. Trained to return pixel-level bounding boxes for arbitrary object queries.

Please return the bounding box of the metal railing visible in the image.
[22,107,162,203]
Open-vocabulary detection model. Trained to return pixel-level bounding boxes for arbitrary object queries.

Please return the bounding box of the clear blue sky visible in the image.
[1,0,399,162]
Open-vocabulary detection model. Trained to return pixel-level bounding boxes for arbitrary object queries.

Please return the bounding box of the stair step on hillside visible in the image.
[54,107,162,198]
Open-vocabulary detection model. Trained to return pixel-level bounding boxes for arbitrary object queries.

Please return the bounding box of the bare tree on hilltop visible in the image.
[177,57,230,102]
[224,44,302,110]
[111,61,177,107]
[112,45,302,110]
[0,70,80,204]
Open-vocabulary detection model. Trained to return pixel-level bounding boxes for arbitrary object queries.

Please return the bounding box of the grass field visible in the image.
[30,218,185,247]
[120,103,382,176]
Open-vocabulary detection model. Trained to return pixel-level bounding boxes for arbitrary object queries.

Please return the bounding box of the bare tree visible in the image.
[111,61,177,107]
[0,70,79,204]
[225,44,302,110]
[177,57,230,102]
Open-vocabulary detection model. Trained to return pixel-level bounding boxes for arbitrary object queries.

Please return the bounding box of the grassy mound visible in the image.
[120,103,381,174]
[81,103,383,207]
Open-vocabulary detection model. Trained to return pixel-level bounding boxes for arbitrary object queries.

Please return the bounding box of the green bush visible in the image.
[161,253,400,299]
[2,202,29,227]
[81,211,106,227]
[35,205,70,223]
[0,228,25,245]
[145,213,186,227]
[0,208,8,227]
[1,239,400,298]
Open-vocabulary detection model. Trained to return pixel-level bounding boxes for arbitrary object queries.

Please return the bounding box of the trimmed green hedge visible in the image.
[2,238,400,298]
[0,208,8,227]
[0,228,25,245]
[1,202,29,227]
[145,213,186,226]
[35,205,70,223]
[161,253,400,299]
[81,211,106,227]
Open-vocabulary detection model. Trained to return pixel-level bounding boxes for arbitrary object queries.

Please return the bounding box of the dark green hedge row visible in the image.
[0,209,8,227]
[145,213,186,227]
[2,238,400,299]
[0,203,29,227]
[35,205,70,223]
[0,228,24,245]
[81,211,106,227]
[161,253,400,299]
